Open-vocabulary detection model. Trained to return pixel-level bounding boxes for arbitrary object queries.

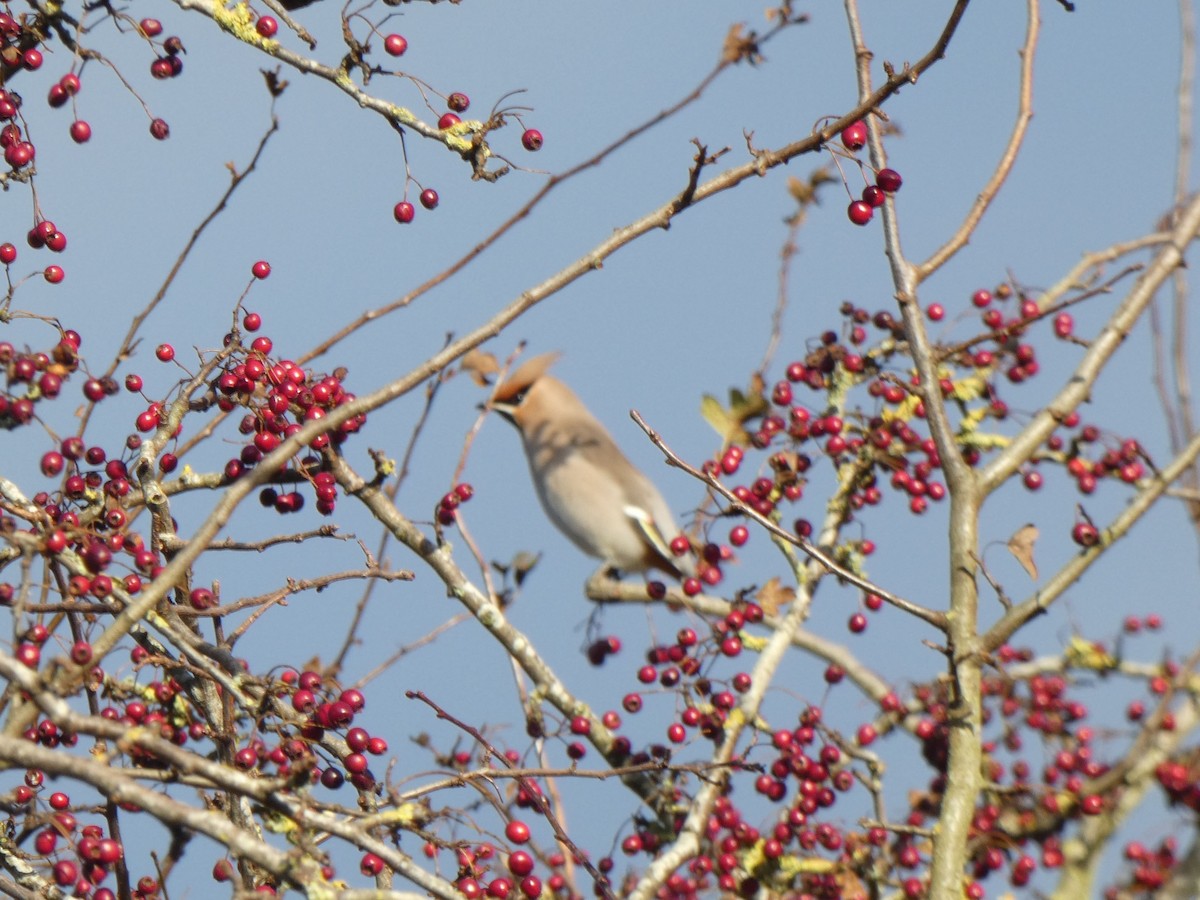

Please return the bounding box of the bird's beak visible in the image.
[481,399,518,425]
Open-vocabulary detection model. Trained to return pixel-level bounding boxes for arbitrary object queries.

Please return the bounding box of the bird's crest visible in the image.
[492,352,562,404]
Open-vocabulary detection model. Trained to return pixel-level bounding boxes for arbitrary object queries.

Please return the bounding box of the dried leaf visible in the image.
[511,551,541,588]
[755,577,795,617]
[262,67,289,96]
[721,24,760,65]
[700,379,769,446]
[700,394,748,445]
[1006,523,1039,581]
[1065,635,1116,671]
[462,349,500,387]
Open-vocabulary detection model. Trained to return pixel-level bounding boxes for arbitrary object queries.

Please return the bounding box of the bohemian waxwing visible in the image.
[487,353,694,579]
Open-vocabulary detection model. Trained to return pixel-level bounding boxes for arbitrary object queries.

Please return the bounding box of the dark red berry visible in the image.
[876,168,903,193]
[847,201,873,226]
[521,129,543,151]
[840,121,867,150]
[393,201,415,223]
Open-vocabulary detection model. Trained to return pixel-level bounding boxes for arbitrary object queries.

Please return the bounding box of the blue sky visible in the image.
[4,2,1198,894]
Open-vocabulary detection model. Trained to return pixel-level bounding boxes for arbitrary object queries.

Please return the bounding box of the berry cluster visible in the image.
[833,120,902,226]
[205,307,364,516]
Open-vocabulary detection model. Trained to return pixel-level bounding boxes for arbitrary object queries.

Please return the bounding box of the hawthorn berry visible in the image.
[0,243,14,264]
[256,16,278,37]
[156,344,175,362]
[840,120,867,150]
[139,18,163,37]
[447,92,470,112]
[43,265,64,284]
[149,118,170,140]
[69,120,92,143]
[1071,522,1099,547]
[251,260,271,279]
[384,34,408,56]
[393,201,415,223]
[438,112,461,130]
[847,201,873,226]
[876,168,903,192]
[360,853,385,876]
[1054,312,1074,338]
[419,188,439,210]
[862,184,885,207]
[521,129,544,151]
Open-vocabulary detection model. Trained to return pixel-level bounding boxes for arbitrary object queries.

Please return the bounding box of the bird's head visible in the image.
[484,352,564,430]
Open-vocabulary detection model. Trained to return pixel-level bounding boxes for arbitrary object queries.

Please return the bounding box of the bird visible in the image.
[486,353,694,579]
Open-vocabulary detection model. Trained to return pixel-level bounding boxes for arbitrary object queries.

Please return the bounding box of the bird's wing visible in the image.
[622,503,677,570]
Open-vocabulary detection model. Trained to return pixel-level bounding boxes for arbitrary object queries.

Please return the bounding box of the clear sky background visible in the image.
[5,1,1199,894]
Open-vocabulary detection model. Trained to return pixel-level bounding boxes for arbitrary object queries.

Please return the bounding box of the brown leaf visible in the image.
[721,24,751,64]
[755,577,795,617]
[461,349,500,387]
[1006,523,1039,581]
[262,67,289,97]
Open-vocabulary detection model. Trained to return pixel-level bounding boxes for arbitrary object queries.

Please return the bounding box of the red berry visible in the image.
[862,184,885,207]
[1054,312,1074,338]
[521,129,544,151]
[383,34,408,56]
[22,49,43,71]
[393,201,415,223]
[1071,522,1099,547]
[156,344,175,362]
[69,120,92,143]
[149,118,170,140]
[926,303,944,321]
[5,141,33,168]
[43,265,64,284]
[447,92,470,112]
[139,18,163,37]
[40,451,64,476]
[52,860,77,887]
[847,201,873,226]
[256,16,278,37]
[419,188,439,210]
[840,121,867,150]
[251,260,271,279]
[438,112,461,130]
[505,820,531,844]
[360,853,385,876]
[876,168,903,193]
[0,243,14,264]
